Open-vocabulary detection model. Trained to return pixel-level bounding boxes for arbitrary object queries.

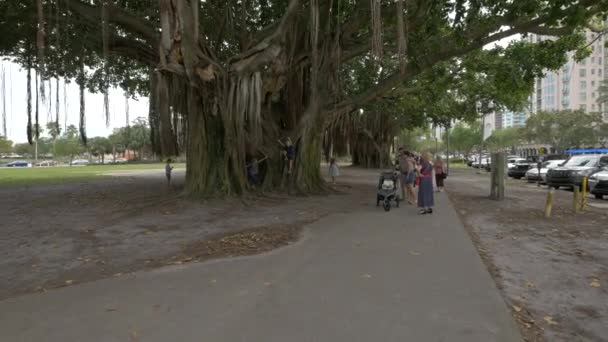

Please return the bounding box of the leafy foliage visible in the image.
[444,122,482,160]
[54,125,83,161]
[485,127,524,152]
[0,0,606,193]
[0,136,13,154]
[88,136,112,162]
[523,110,606,151]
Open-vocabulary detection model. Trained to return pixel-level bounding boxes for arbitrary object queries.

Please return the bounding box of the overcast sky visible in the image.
[1,61,149,144]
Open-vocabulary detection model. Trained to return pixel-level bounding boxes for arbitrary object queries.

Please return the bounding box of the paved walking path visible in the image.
[0,193,522,342]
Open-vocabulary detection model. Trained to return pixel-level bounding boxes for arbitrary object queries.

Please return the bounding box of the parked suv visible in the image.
[525,159,566,183]
[589,162,608,199]
[546,154,608,189]
[508,156,540,179]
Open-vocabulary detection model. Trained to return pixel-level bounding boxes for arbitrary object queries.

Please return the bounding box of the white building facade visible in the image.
[528,31,608,120]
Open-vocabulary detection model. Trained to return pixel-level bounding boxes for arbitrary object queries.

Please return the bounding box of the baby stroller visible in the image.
[376,170,400,212]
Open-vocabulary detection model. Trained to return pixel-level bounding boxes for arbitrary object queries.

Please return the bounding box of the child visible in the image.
[165,158,174,186]
[329,158,340,183]
[247,158,260,186]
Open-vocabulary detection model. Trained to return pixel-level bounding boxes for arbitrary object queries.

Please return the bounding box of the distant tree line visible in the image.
[3,117,152,163]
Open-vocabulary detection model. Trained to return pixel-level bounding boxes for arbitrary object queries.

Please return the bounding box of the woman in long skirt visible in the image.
[417,152,435,214]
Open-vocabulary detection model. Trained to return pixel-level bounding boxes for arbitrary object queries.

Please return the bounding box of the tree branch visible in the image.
[66,0,158,47]
[110,37,157,66]
[229,0,301,74]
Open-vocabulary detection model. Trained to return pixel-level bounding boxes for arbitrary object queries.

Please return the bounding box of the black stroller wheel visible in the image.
[383,200,391,212]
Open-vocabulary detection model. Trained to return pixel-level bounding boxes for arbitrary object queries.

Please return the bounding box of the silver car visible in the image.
[526,160,565,184]
[589,169,608,199]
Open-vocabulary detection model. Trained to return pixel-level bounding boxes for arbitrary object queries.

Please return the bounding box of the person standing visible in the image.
[397,148,409,200]
[279,137,296,175]
[247,158,260,186]
[417,152,435,214]
[403,151,417,204]
[329,158,340,183]
[165,158,174,187]
[434,155,446,192]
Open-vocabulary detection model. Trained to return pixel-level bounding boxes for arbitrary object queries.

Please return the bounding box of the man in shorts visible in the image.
[397,148,410,201]
[399,150,417,204]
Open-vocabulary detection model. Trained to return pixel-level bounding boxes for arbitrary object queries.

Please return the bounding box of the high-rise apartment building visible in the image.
[527,31,608,120]
[502,110,529,128]
[500,31,608,129]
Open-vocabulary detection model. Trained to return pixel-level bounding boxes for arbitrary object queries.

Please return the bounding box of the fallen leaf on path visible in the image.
[590,280,601,288]
[525,281,536,289]
[543,316,558,326]
[512,305,522,313]
[409,251,421,256]
[129,329,140,341]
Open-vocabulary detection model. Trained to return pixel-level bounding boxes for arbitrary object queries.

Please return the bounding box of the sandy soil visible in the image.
[0,167,379,300]
[447,168,608,342]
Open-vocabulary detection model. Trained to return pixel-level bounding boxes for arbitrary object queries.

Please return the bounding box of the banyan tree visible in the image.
[0,0,605,196]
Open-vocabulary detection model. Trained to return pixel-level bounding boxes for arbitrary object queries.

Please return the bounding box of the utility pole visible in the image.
[477,101,493,171]
[477,102,484,171]
[446,122,451,174]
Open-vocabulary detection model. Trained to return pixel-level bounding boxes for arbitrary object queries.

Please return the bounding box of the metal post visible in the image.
[537,160,542,187]
[545,188,554,218]
[581,177,587,211]
[573,186,580,213]
[478,114,485,171]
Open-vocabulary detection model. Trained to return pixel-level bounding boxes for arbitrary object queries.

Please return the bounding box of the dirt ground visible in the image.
[447,168,608,342]
[0,167,376,300]
[2,165,607,341]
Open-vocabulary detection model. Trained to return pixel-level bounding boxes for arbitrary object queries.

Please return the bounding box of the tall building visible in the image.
[502,110,528,128]
[528,31,608,121]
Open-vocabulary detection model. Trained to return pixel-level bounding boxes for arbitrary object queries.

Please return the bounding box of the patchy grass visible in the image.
[0,163,185,187]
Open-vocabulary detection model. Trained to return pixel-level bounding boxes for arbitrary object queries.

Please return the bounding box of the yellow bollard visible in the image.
[573,186,580,213]
[545,188,554,218]
[581,177,587,211]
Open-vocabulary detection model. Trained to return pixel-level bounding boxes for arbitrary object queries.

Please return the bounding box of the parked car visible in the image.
[507,157,527,169]
[113,158,128,164]
[70,159,90,166]
[35,160,58,167]
[589,168,608,199]
[525,160,565,183]
[508,156,536,179]
[546,154,608,189]
[471,156,490,169]
[6,160,30,167]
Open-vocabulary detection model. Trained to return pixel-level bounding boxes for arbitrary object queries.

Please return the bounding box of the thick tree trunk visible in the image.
[351,134,392,169]
[293,102,326,193]
[185,87,248,197]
